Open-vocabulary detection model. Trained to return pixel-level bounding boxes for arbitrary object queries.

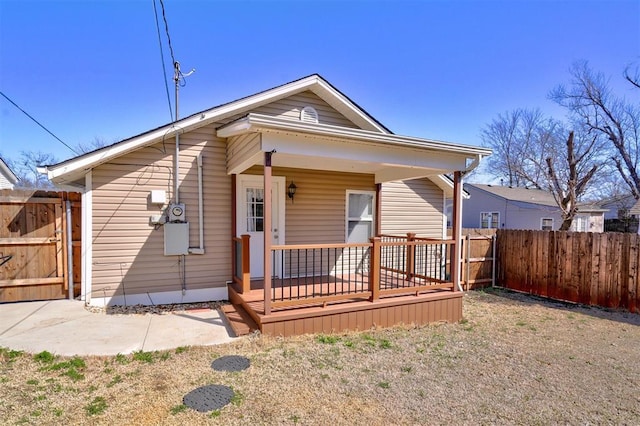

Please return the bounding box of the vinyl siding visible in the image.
[224,91,359,129]
[91,123,231,300]
[380,179,445,238]
[244,166,375,244]
[227,133,261,173]
[0,172,15,189]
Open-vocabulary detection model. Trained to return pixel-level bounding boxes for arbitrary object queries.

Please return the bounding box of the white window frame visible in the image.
[345,190,376,243]
[540,217,554,231]
[480,211,500,229]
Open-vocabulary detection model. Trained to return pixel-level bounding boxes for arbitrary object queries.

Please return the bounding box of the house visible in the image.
[598,193,637,220]
[598,193,639,233]
[0,158,18,189]
[463,184,606,232]
[42,74,490,335]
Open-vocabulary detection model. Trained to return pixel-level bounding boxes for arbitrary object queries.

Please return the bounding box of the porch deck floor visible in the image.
[226,274,460,337]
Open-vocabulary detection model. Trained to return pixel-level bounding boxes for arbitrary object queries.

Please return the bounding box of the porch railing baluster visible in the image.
[268,237,454,310]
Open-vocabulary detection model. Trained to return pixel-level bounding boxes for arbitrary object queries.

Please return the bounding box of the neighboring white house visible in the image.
[463,184,606,232]
[0,158,18,189]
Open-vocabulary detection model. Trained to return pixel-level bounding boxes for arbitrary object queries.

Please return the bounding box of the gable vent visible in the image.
[300,106,319,123]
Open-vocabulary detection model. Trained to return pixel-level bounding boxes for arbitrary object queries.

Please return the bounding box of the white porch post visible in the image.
[263,151,273,315]
[451,171,463,291]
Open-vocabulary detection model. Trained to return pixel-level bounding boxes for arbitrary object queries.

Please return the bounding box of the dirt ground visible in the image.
[1,288,639,425]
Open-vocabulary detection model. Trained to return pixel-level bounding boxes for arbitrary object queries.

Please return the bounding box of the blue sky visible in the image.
[0,0,638,171]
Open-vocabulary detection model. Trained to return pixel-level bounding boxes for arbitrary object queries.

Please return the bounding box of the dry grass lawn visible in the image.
[1,288,639,425]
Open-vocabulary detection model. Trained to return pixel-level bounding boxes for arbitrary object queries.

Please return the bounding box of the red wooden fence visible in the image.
[496,229,640,313]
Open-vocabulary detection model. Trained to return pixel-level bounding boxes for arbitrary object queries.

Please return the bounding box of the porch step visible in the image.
[221,303,259,337]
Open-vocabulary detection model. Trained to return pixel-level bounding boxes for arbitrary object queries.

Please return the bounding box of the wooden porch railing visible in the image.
[270,243,373,309]
[232,234,251,293]
[231,233,456,310]
[268,235,455,310]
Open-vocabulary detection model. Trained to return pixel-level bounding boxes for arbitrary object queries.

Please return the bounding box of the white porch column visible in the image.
[451,171,463,291]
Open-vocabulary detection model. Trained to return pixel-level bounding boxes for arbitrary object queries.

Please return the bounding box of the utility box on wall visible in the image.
[164,222,190,255]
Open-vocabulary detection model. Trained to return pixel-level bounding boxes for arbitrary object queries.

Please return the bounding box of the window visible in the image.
[246,188,264,232]
[480,212,499,229]
[346,191,375,243]
[574,215,589,232]
[541,218,554,231]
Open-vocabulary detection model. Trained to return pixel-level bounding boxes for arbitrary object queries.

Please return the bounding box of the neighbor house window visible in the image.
[480,212,499,229]
[346,191,375,243]
[541,218,554,231]
[574,215,589,232]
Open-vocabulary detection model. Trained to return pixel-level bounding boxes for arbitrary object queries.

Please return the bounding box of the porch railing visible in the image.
[232,235,251,293]
[268,234,455,310]
[270,243,373,308]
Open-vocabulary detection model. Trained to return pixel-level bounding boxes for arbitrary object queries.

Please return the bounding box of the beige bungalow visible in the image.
[43,75,490,335]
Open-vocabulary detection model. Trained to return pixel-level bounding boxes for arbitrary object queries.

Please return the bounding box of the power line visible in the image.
[0,91,79,155]
[152,0,173,121]
[158,0,176,66]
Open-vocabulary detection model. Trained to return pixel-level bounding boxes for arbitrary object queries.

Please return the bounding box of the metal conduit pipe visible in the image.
[189,153,205,254]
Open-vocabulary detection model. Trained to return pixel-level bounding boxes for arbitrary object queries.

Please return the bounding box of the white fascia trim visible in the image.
[81,171,93,304]
[88,286,228,307]
[312,79,389,133]
[434,175,470,199]
[217,114,492,157]
[46,75,387,182]
[0,159,18,184]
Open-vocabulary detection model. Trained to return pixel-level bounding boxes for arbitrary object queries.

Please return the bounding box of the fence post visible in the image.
[406,233,416,281]
[491,234,496,288]
[241,234,251,294]
[465,234,471,291]
[369,237,381,302]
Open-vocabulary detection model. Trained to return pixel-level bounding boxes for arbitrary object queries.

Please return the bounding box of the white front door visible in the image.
[236,175,285,278]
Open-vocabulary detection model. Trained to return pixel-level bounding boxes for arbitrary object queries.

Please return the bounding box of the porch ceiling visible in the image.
[220,114,490,183]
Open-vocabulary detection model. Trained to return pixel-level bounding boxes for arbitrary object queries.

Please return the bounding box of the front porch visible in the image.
[224,234,463,336]
[219,112,487,336]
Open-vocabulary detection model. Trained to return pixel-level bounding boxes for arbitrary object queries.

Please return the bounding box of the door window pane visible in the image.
[246,188,264,232]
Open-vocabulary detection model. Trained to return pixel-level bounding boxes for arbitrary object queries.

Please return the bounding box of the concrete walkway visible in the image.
[0,300,236,356]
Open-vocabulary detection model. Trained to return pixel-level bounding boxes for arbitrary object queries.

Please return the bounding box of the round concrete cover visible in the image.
[183,384,234,412]
[211,355,251,372]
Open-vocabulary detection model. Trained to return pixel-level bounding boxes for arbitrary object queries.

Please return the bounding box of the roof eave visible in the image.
[218,114,492,157]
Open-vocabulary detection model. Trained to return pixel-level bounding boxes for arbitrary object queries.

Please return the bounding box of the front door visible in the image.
[236,175,285,278]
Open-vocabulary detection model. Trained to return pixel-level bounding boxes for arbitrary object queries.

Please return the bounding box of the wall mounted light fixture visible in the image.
[287,181,297,202]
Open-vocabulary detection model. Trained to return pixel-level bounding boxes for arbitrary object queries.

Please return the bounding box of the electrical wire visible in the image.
[158,0,176,67]
[0,90,79,155]
[152,0,173,121]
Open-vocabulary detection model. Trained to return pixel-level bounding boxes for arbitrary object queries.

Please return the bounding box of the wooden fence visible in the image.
[461,233,495,290]
[0,190,81,303]
[496,229,640,313]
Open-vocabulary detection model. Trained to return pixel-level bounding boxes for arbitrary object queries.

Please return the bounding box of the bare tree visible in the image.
[481,108,564,188]
[551,61,640,199]
[482,108,604,230]
[75,137,111,154]
[11,151,58,189]
[546,132,599,230]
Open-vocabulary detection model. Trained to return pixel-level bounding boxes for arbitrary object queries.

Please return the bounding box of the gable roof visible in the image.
[467,184,606,213]
[44,74,392,184]
[630,199,640,215]
[0,157,19,185]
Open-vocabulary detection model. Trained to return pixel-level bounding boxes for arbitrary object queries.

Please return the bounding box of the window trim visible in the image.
[345,190,376,243]
[540,217,554,231]
[480,211,500,229]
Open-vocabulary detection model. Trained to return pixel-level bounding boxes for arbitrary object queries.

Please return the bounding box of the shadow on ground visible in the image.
[470,286,640,327]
